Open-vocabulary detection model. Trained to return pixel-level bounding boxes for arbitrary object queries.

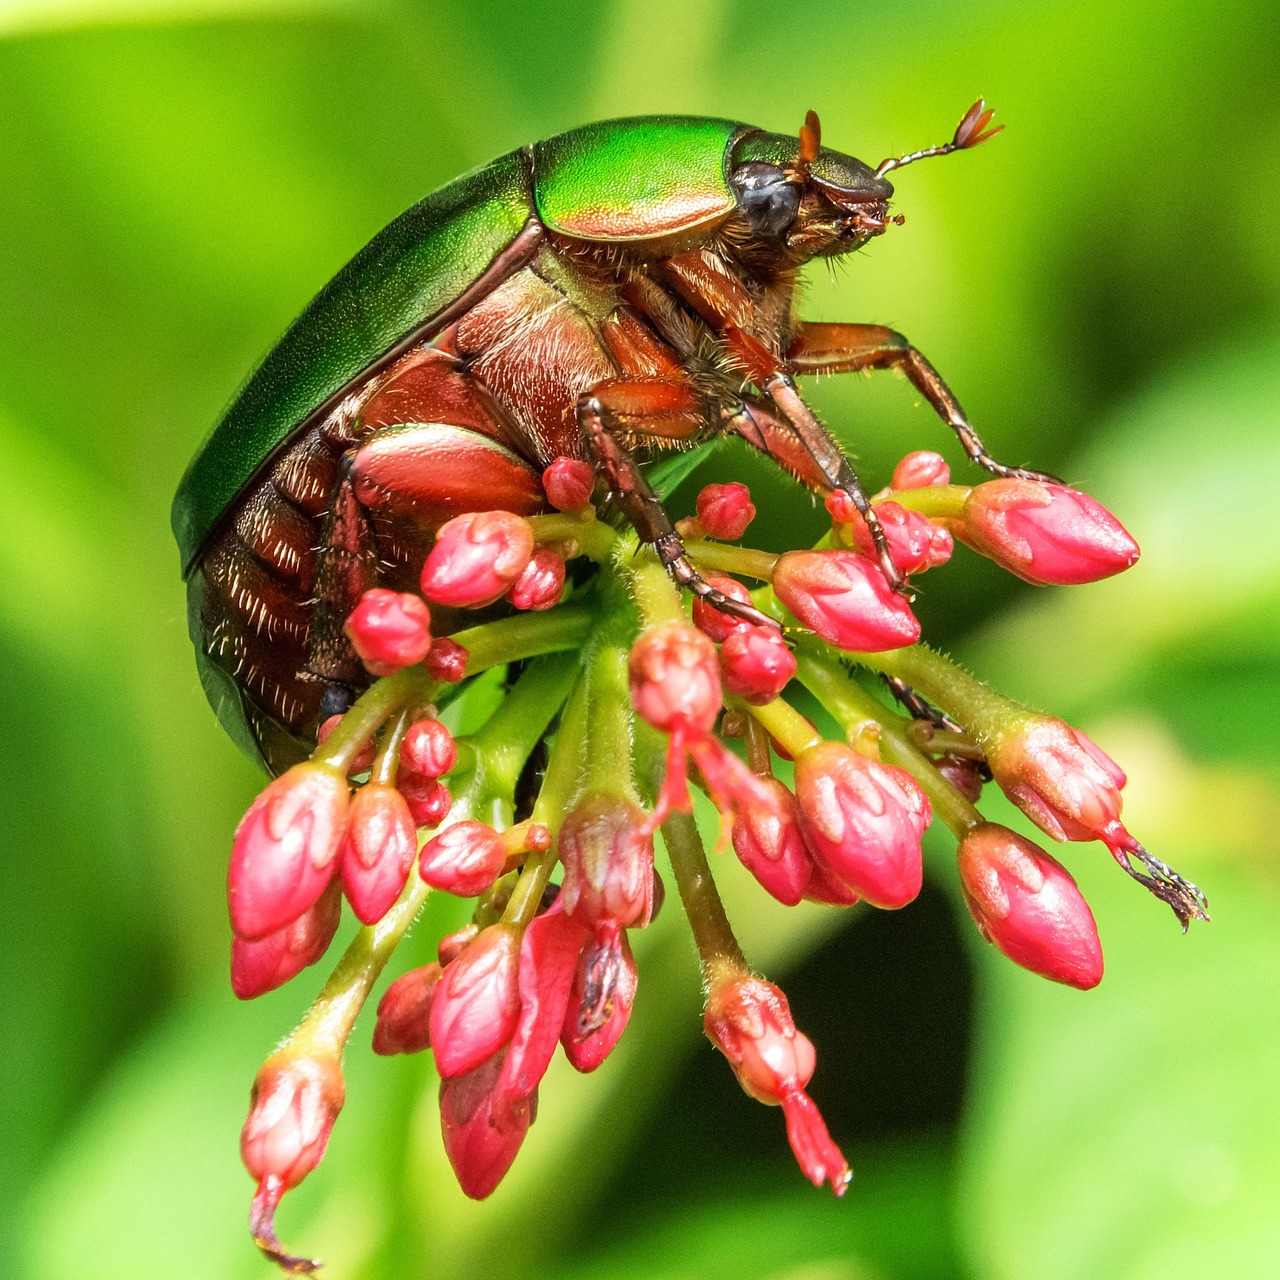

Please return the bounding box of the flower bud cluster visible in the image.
[222,458,1204,1271]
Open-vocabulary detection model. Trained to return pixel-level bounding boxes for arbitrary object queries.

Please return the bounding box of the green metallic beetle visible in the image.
[174,102,1042,773]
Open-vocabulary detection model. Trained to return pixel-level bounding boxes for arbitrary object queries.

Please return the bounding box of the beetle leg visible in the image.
[787,321,1062,483]
[577,382,780,630]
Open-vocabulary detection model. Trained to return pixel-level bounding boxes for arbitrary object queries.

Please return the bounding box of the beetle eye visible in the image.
[730,162,801,237]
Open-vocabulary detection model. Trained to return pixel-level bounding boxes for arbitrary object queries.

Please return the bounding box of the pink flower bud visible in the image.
[438,923,478,965]
[439,1049,535,1200]
[559,794,655,929]
[793,741,931,910]
[542,456,595,512]
[241,1051,344,1192]
[705,976,850,1195]
[562,928,638,1072]
[846,501,953,575]
[803,862,861,906]
[373,962,442,1055]
[628,622,722,735]
[399,774,452,828]
[729,777,814,906]
[419,511,535,608]
[891,450,950,489]
[959,480,1140,585]
[957,824,1104,989]
[773,549,921,652]
[691,573,754,643]
[418,820,507,897]
[342,588,432,677]
[490,903,591,1130]
[988,717,1125,845]
[228,762,349,941]
[424,636,468,682]
[430,923,522,1077]
[719,624,797,704]
[339,782,417,924]
[231,880,342,1000]
[401,717,457,779]
[507,547,566,611]
[695,481,756,539]
[317,714,375,775]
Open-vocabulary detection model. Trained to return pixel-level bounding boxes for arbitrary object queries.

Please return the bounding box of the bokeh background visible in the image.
[3,0,1279,1276]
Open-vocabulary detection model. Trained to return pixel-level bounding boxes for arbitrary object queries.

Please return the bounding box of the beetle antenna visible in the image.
[874,98,1003,178]
[789,109,822,183]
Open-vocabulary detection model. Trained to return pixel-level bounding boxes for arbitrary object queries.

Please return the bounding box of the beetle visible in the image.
[174,102,1047,774]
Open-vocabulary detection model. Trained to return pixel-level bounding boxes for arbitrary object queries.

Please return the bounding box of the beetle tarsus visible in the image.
[662,540,779,630]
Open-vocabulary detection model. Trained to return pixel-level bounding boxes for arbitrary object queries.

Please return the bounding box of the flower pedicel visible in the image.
[223,459,1206,1271]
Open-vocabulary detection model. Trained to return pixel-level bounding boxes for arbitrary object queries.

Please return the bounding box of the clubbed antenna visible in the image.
[874,97,1003,179]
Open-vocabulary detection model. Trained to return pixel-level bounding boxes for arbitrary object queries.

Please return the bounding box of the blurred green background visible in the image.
[3,0,1279,1276]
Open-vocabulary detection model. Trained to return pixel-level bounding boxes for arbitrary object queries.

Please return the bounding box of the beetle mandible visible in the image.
[173,101,1045,772]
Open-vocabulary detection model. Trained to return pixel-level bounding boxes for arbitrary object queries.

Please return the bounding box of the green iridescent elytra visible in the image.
[172,115,883,574]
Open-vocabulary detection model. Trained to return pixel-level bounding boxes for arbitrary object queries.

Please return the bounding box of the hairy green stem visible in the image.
[663,811,745,986]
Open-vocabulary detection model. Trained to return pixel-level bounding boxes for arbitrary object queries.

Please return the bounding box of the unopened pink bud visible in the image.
[419,820,507,897]
[803,862,861,906]
[793,741,931,909]
[228,762,349,941]
[507,547,566,611]
[691,573,754,643]
[730,777,814,906]
[705,976,850,1195]
[696,481,756,540]
[720,624,797,704]
[438,923,479,966]
[542,456,595,512]
[339,782,416,924]
[989,717,1124,845]
[430,923,522,1078]
[959,480,1140,586]
[343,588,431,677]
[891,450,950,489]
[420,510,534,607]
[562,929,638,1072]
[628,622,722,735]
[490,903,590,1131]
[231,880,342,1000]
[241,1051,344,1192]
[559,794,655,929]
[439,1050,536,1200]
[401,717,457,778]
[399,774,452,828]
[773,549,921,652]
[424,636,468,682]
[373,963,442,1055]
[957,824,1103,989]
[847,501,953,575]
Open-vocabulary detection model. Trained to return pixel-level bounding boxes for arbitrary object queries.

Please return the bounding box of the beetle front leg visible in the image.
[576,382,779,630]
[787,321,1060,483]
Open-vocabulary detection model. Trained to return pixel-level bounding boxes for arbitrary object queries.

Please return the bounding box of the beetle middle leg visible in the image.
[576,378,779,630]
[786,321,1061,483]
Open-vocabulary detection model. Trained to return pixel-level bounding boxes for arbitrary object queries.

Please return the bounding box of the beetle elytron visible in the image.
[174,103,1044,773]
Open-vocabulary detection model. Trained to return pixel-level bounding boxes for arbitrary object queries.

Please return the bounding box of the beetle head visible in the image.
[727,101,1001,262]
[729,115,892,259]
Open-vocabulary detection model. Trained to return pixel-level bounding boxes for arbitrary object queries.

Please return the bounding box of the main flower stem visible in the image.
[503,665,592,928]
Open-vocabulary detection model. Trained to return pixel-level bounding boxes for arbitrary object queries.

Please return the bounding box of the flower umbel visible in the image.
[222,455,1205,1270]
